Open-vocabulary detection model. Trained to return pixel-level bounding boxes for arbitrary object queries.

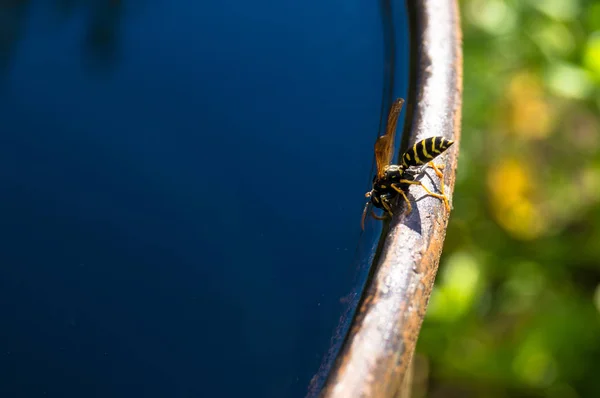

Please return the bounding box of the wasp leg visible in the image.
[390,185,413,214]
[361,202,391,230]
[427,161,445,178]
[380,197,394,216]
[398,179,451,212]
[426,162,450,208]
[371,211,388,220]
[411,162,443,177]
[427,162,447,184]
[370,197,394,226]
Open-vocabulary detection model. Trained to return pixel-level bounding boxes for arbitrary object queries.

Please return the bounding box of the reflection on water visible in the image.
[0,1,29,72]
[0,0,124,73]
[83,0,123,69]
[0,1,409,397]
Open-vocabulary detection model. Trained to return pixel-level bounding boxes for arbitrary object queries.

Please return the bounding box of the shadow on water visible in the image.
[0,0,125,74]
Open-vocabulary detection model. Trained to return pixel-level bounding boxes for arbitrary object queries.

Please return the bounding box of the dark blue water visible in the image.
[0,1,409,397]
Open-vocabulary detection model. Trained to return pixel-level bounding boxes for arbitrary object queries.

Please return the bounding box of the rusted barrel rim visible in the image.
[319,0,463,396]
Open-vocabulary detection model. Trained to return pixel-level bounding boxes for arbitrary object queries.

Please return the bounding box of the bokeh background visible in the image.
[417,1,600,397]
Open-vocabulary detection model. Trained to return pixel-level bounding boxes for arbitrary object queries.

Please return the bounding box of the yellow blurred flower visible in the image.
[505,72,554,139]
[488,158,547,240]
[583,31,600,80]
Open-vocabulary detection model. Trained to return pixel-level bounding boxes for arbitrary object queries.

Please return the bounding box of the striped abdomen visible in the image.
[401,136,454,168]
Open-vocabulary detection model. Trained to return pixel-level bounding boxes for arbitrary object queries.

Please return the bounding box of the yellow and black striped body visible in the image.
[401,137,454,169]
[369,137,454,212]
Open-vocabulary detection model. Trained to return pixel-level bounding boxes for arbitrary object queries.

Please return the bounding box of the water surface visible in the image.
[0,1,409,397]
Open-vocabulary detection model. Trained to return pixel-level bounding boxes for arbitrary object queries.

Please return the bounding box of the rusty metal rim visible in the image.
[319,0,463,397]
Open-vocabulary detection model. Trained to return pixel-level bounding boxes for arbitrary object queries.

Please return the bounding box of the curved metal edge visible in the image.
[320,0,463,397]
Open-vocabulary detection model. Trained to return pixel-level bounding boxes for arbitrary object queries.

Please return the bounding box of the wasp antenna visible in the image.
[361,202,370,231]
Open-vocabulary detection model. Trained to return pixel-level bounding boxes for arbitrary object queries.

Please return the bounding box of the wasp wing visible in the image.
[374,98,404,178]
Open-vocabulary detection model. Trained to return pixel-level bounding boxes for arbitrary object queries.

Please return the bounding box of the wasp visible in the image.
[361,98,454,230]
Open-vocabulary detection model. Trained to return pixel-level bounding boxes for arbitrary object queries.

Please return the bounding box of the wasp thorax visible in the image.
[369,164,406,209]
[373,165,405,189]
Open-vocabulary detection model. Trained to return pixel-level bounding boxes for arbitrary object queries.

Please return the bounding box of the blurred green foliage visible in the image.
[417,1,600,397]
